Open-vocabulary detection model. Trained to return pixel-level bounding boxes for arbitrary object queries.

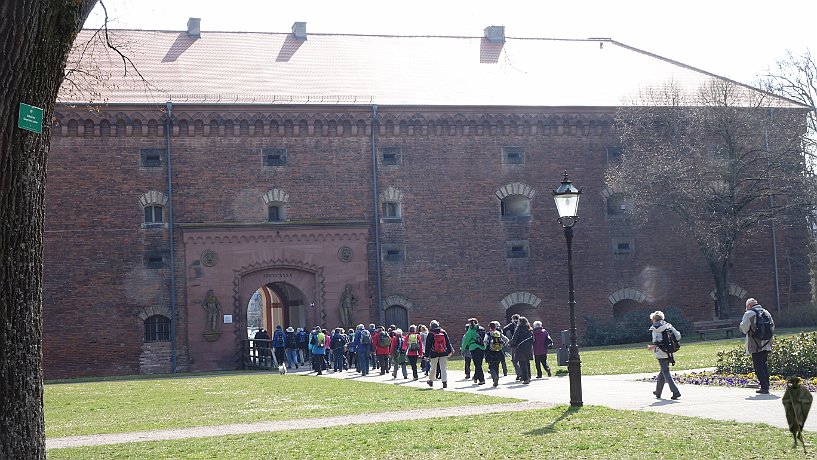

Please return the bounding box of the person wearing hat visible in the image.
[284,326,299,370]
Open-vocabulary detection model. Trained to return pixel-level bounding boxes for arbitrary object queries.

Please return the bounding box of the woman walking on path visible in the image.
[647,310,681,400]
[405,325,424,380]
[532,321,553,378]
[510,316,534,384]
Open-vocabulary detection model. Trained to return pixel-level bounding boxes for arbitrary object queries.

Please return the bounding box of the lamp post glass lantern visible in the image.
[553,171,583,407]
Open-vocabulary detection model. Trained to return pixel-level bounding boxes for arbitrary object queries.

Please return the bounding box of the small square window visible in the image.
[606,145,623,165]
[144,252,166,269]
[381,147,401,165]
[262,147,287,166]
[140,148,164,167]
[502,147,524,164]
[612,238,634,256]
[505,240,529,259]
[382,244,405,263]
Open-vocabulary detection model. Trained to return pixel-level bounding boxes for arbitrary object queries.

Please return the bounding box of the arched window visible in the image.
[384,305,409,331]
[495,183,535,220]
[263,188,289,222]
[139,191,168,227]
[144,315,171,342]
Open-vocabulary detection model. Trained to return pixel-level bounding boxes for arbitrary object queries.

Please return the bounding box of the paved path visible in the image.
[46,365,815,449]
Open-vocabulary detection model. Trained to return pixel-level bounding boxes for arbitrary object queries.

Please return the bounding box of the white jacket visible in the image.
[649,321,681,359]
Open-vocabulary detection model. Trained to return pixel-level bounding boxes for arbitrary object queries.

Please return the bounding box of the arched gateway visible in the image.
[181,223,369,372]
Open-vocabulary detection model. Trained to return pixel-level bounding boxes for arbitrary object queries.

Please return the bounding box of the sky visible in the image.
[84,0,817,86]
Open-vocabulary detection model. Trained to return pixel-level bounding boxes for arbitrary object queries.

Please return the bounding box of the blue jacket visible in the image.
[272,329,286,348]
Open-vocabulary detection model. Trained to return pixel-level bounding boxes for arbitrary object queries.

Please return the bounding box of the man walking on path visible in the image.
[462,318,487,385]
[425,320,453,388]
[739,298,775,394]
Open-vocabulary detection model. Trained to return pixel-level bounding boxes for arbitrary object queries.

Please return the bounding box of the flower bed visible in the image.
[646,371,817,392]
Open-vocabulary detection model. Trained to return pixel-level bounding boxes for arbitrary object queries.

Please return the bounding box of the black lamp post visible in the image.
[553,171,583,407]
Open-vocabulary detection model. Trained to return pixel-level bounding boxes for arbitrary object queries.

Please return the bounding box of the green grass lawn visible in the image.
[47,405,807,459]
[446,327,815,375]
[45,373,516,438]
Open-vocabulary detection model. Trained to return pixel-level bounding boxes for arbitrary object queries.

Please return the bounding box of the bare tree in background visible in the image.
[607,79,815,320]
[763,49,817,302]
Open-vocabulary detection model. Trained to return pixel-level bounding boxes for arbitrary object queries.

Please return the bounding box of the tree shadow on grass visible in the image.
[524,405,582,435]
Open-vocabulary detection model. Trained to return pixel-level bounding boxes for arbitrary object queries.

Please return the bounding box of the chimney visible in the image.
[187,17,201,38]
[484,25,505,43]
[292,21,307,40]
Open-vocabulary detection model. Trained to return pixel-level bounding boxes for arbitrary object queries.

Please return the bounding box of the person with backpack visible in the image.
[373,326,392,375]
[462,318,487,385]
[390,328,409,379]
[284,327,299,370]
[510,316,534,384]
[368,323,378,370]
[532,320,554,378]
[354,324,372,375]
[647,310,682,400]
[483,321,509,387]
[503,314,521,380]
[272,325,287,368]
[330,328,348,372]
[419,324,431,377]
[296,328,308,365]
[346,328,357,371]
[425,320,453,388]
[309,327,327,375]
[405,324,424,380]
[739,298,775,394]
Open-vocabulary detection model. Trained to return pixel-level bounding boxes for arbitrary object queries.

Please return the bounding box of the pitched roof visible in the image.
[59,29,801,108]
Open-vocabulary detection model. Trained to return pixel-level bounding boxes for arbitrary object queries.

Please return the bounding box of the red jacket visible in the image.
[373,330,392,355]
[404,332,424,357]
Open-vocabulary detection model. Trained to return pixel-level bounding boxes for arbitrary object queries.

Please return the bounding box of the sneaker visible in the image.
[536,375,542,379]
[465,374,471,380]
[671,393,681,400]
[493,379,499,387]
[478,381,485,385]
[523,380,530,384]
[546,369,552,377]
[756,389,769,394]
[427,381,433,387]
[442,382,448,389]
[653,391,661,399]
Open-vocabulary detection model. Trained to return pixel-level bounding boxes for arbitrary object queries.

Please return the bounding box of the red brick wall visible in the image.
[42,105,809,378]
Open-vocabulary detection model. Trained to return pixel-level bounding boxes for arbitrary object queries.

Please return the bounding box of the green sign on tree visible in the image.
[18,102,43,134]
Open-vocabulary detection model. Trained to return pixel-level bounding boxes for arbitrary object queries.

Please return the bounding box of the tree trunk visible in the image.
[0,1,96,458]
[709,258,731,320]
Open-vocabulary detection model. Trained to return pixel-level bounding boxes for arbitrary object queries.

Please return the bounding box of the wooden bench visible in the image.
[692,319,738,339]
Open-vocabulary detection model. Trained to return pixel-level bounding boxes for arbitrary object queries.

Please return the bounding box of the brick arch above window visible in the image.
[708,283,748,301]
[137,304,172,322]
[499,291,542,311]
[379,187,403,203]
[139,190,168,207]
[263,188,289,204]
[607,287,646,305]
[383,294,413,311]
[494,182,535,200]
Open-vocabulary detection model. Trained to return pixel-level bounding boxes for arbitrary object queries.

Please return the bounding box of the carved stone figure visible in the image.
[339,284,356,326]
[202,289,221,333]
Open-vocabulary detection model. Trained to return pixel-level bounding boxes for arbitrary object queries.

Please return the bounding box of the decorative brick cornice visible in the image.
[52,108,616,139]
[499,291,542,310]
[183,231,367,245]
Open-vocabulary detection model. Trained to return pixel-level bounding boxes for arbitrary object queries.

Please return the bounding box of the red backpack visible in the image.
[432,331,448,354]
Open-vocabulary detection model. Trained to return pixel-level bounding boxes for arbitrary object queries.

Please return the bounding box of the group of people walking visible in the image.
[253,315,556,388]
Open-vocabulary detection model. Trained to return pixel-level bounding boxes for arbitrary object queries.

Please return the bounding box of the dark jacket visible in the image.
[503,322,517,346]
[511,326,534,360]
[424,327,453,358]
[253,329,270,349]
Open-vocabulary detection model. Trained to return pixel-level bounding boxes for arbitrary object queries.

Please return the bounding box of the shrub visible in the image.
[716,331,817,378]
[583,306,689,346]
[773,302,817,328]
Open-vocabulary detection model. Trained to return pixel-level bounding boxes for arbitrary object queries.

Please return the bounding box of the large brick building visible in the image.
[44,21,809,378]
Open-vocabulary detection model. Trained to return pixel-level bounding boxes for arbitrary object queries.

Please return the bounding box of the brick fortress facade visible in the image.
[43,104,810,379]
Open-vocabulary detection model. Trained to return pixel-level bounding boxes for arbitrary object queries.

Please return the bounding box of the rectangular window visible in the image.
[383,202,398,218]
[144,251,166,269]
[140,148,164,167]
[262,147,287,166]
[382,244,405,263]
[606,145,623,165]
[505,240,530,259]
[144,205,163,224]
[502,146,525,164]
[268,206,281,222]
[381,147,401,165]
[612,237,634,256]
